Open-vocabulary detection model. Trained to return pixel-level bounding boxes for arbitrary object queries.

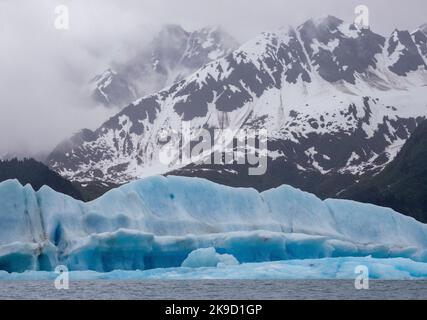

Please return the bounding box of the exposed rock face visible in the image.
[90,25,239,108]
[48,18,427,198]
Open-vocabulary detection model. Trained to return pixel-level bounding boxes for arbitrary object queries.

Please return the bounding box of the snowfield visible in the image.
[0,176,427,275]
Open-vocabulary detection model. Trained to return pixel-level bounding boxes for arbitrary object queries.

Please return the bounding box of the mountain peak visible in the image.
[297,15,351,46]
[158,24,189,38]
[304,15,344,29]
[187,25,239,54]
[197,25,222,34]
[391,28,405,34]
[419,23,427,34]
[90,68,116,89]
[390,29,412,42]
[160,23,186,32]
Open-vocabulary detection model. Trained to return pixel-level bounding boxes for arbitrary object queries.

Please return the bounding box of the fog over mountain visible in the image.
[1,0,427,158]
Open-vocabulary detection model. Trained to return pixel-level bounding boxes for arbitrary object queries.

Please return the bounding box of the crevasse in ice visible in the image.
[0,176,426,273]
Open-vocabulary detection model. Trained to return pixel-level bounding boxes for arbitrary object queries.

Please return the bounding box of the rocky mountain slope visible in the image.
[48,16,427,198]
[0,158,83,200]
[341,120,427,222]
[91,25,239,108]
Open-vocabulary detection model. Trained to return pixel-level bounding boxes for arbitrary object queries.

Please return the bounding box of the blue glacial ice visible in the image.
[181,247,239,268]
[2,257,427,280]
[1,175,427,274]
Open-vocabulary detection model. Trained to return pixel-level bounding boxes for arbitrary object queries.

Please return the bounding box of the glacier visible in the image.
[0,175,427,274]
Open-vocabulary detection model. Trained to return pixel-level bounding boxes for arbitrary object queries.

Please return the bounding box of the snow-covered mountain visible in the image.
[90,69,139,108]
[91,24,239,108]
[48,16,427,196]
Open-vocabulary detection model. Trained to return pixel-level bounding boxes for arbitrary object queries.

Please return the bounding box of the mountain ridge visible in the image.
[0,158,83,200]
[48,17,427,200]
[91,24,239,108]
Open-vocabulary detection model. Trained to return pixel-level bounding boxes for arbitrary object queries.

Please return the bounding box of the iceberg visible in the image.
[0,176,427,273]
[2,257,427,280]
[181,248,239,268]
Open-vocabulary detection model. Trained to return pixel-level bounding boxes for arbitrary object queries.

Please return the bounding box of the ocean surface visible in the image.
[1,280,427,300]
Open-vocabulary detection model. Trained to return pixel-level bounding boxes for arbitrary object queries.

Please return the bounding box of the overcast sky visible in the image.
[1,0,426,157]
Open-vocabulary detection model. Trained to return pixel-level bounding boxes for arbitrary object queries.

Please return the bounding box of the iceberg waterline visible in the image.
[2,257,427,280]
[0,176,427,273]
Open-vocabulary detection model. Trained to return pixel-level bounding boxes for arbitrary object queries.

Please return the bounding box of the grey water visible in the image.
[1,280,427,300]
